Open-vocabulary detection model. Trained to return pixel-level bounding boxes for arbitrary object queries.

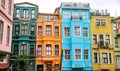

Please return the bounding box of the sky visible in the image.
[14,0,120,17]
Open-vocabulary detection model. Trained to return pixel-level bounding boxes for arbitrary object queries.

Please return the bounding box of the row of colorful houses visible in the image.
[0,1,120,71]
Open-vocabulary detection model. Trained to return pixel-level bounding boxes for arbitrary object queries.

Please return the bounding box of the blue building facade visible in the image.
[60,2,92,71]
[10,2,38,71]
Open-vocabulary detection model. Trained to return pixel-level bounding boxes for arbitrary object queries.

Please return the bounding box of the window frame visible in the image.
[6,26,10,45]
[0,21,3,43]
[46,25,52,35]
[30,45,34,56]
[102,53,108,64]
[74,25,80,37]
[37,45,42,56]
[64,10,70,18]
[84,49,89,60]
[95,19,100,26]
[101,19,106,26]
[75,48,81,61]
[20,44,27,55]
[54,44,59,56]
[93,34,97,44]
[46,44,52,56]
[64,27,70,38]
[83,27,88,38]
[21,24,27,35]
[64,49,70,60]
[55,26,59,36]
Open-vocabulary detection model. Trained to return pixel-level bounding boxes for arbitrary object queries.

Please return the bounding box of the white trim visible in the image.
[64,48,71,61]
[54,44,60,56]
[83,26,89,38]
[74,48,82,61]
[36,44,43,56]
[64,26,70,38]
[84,48,90,61]
[74,24,81,37]
[92,34,97,44]
[54,25,60,36]
[45,43,52,56]
[101,52,109,64]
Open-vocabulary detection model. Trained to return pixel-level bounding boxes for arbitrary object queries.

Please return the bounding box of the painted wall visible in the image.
[61,7,92,71]
[91,16,115,71]
[36,14,62,71]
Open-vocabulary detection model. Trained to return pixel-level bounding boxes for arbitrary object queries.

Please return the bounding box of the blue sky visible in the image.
[14,0,120,17]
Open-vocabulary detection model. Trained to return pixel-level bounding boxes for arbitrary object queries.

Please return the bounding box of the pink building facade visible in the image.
[0,0,14,70]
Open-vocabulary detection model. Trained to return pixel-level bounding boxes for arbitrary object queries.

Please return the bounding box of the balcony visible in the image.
[97,41,109,49]
[116,28,120,35]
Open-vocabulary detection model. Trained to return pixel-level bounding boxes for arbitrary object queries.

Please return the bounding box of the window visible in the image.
[84,49,89,60]
[109,53,112,63]
[116,55,120,67]
[114,37,118,48]
[65,27,70,37]
[75,49,81,60]
[99,34,104,41]
[0,21,3,43]
[64,49,70,60]
[93,34,97,44]
[46,44,52,56]
[15,25,19,35]
[2,0,5,6]
[72,11,79,21]
[6,26,10,45]
[55,64,60,71]
[113,23,117,30]
[55,45,59,56]
[74,26,80,37]
[21,24,27,35]
[47,64,52,71]
[23,9,28,18]
[20,44,27,55]
[16,9,20,18]
[30,45,34,55]
[94,52,100,63]
[8,0,12,13]
[82,11,88,18]
[46,25,52,35]
[83,27,88,37]
[64,10,70,18]
[13,45,18,55]
[38,26,42,36]
[95,19,100,26]
[37,45,42,56]
[55,26,59,36]
[106,35,110,44]
[30,25,35,35]
[31,10,35,18]
[102,53,108,63]
[101,19,106,26]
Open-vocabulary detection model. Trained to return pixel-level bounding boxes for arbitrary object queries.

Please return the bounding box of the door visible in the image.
[47,64,52,71]
[37,65,44,71]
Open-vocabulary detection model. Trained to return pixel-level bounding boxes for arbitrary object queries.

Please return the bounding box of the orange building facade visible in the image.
[36,13,62,71]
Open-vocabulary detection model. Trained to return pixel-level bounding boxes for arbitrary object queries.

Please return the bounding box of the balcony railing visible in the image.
[116,28,120,35]
[98,41,109,49]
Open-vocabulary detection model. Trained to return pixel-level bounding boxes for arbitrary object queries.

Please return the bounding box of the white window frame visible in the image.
[83,27,88,38]
[75,48,81,61]
[54,26,59,36]
[82,11,88,18]
[94,52,100,64]
[54,44,60,56]
[92,34,97,44]
[64,10,70,18]
[74,25,80,37]
[84,49,89,60]
[0,21,3,43]
[72,10,79,21]
[64,27,70,38]
[64,49,70,61]
[102,52,108,64]
[101,19,106,26]
[37,45,42,56]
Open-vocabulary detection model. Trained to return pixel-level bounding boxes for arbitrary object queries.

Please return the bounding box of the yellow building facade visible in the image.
[36,13,62,71]
[90,10,115,71]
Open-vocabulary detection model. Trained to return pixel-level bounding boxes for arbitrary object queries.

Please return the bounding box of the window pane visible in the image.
[38,45,42,56]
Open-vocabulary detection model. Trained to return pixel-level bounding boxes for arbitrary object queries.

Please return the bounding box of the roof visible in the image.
[15,2,38,7]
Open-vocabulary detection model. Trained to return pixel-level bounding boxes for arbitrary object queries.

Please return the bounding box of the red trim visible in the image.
[0,63,8,69]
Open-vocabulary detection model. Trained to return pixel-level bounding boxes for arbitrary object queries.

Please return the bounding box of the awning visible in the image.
[0,63,8,69]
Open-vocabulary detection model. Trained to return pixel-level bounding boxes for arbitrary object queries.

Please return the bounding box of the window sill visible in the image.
[74,36,81,38]
[64,37,70,38]
[74,59,82,61]
[64,60,71,61]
